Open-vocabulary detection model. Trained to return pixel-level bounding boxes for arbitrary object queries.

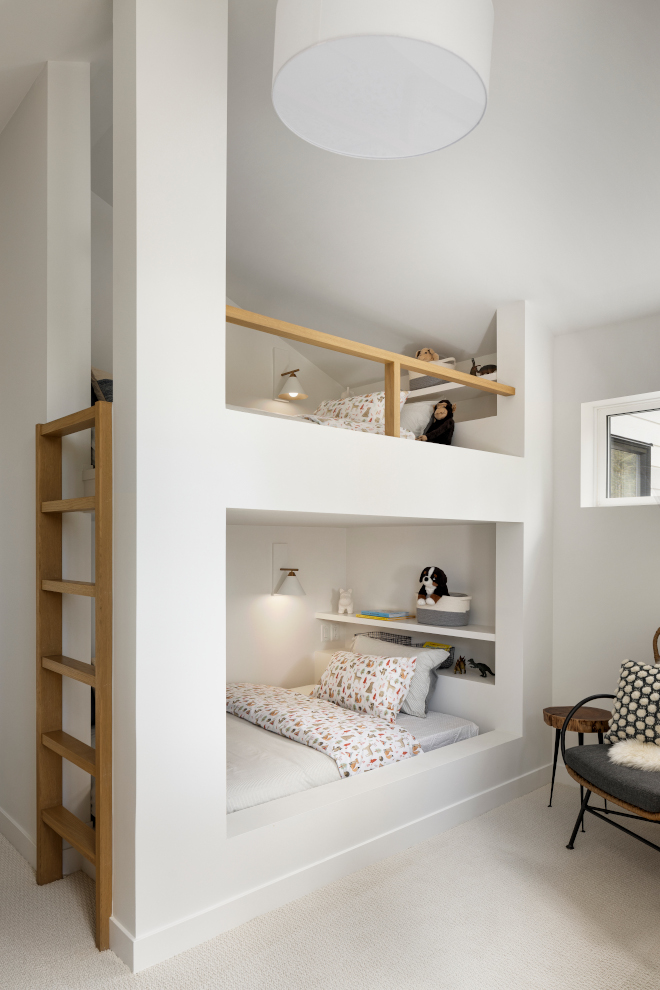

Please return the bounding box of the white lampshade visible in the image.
[278,372,308,401]
[272,0,494,159]
[275,570,306,596]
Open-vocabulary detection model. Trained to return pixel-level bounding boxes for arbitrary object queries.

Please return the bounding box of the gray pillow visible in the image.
[351,634,449,718]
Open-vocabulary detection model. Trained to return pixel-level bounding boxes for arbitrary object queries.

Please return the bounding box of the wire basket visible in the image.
[365,631,413,646]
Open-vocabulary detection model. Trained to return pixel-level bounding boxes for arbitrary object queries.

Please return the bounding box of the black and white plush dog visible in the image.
[417,566,449,605]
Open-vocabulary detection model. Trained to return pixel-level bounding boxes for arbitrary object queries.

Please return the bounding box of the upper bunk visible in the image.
[223,301,535,525]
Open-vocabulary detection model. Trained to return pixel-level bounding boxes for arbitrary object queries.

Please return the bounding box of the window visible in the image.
[581,392,660,507]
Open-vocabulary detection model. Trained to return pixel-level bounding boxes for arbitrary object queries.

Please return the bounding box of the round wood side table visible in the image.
[544,705,611,809]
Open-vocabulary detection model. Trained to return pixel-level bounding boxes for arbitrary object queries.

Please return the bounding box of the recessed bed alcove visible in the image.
[224,305,512,452]
[225,506,522,837]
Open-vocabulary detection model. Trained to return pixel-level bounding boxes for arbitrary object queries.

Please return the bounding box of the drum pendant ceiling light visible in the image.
[272,0,494,160]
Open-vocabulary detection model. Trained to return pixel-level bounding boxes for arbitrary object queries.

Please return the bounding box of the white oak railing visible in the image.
[226,306,515,437]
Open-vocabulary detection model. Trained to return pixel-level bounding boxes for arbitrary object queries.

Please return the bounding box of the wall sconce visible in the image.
[275,568,306,596]
[278,369,308,401]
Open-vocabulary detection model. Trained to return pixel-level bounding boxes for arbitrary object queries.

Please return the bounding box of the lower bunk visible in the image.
[227,705,478,814]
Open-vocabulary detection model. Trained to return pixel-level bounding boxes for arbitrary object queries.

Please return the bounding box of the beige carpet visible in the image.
[2,784,660,989]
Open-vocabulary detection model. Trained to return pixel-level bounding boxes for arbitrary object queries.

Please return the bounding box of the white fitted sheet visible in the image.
[396,710,479,753]
[227,709,479,813]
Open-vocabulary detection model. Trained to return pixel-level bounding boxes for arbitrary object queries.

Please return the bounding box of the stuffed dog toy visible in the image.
[418,566,449,605]
[416,400,456,445]
[415,348,440,362]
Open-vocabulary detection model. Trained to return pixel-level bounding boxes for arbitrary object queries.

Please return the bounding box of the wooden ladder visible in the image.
[36,401,112,950]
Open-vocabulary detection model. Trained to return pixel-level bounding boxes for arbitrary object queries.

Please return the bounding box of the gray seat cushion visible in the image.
[565,744,660,814]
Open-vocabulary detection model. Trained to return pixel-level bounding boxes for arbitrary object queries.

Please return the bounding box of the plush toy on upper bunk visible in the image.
[416,566,471,627]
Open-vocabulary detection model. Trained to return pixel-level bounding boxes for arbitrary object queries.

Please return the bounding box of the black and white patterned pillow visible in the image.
[605,660,660,744]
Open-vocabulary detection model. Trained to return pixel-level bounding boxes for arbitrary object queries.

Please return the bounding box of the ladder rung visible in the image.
[42,730,96,775]
[42,655,96,687]
[42,497,95,513]
[41,579,95,597]
[41,806,95,865]
[39,406,96,438]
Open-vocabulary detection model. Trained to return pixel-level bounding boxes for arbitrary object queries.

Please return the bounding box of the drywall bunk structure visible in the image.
[36,402,112,950]
[226,306,516,433]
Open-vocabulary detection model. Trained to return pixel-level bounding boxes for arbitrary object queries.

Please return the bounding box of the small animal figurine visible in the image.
[454,656,466,675]
[337,588,354,615]
[417,566,449,605]
[469,359,497,377]
[416,400,456,445]
[468,659,495,678]
[415,348,439,362]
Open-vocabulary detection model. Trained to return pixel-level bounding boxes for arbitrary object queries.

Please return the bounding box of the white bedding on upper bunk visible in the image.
[226,404,416,439]
[227,709,479,813]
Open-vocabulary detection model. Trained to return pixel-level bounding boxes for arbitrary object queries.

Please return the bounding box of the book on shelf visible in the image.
[354,613,415,621]
[359,609,411,618]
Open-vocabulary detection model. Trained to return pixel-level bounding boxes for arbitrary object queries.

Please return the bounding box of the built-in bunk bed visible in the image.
[225,308,512,815]
[226,638,478,814]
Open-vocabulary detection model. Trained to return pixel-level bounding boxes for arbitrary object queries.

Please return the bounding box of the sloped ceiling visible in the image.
[228,0,660,383]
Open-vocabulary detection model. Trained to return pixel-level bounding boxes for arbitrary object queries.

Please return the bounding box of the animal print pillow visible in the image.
[605,660,660,744]
[351,635,449,718]
[314,391,408,425]
[312,651,416,727]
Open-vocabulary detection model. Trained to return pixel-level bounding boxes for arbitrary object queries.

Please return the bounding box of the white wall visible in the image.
[226,525,347,686]
[91,191,113,373]
[226,318,343,416]
[346,524,496,625]
[0,62,92,868]
[553,313,660,708]
[112,0,227,964]
[46,62,93,865]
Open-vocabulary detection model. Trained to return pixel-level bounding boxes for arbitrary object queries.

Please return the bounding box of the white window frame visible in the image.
[581,390,660,507]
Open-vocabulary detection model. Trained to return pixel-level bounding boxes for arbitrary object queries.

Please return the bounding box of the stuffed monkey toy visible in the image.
[416,400,456,445]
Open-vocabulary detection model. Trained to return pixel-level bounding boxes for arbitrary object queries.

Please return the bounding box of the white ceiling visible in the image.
[228,0,660,379]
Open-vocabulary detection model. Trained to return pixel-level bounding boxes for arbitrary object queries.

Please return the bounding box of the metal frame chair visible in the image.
[561,693,660,854]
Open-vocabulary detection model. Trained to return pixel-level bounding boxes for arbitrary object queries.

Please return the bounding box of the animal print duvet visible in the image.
[300,415,415,440]
[226,683,421,778]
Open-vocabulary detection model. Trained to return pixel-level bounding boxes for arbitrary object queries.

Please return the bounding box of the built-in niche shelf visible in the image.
[315,612,496,642]
[405,373,498,404]
[435,666,495,685]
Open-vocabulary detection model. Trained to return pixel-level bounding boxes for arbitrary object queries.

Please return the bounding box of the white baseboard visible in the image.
[0,805,36,869]
[111,762,551,973]
[63,846,83,875]
[0,804,98,879]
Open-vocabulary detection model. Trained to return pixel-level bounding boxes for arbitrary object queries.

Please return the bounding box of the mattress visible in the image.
[396,710,479,753]
[227,709,479,813]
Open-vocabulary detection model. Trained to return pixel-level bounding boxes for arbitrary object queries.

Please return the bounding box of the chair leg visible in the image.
[548,728,561,807]
[566,788,591,850]
[596,731,608,808]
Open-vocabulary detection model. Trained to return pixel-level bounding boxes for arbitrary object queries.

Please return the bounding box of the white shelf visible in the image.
[405,372,497,404]
[436,666,495,684]
[315,612,495,642]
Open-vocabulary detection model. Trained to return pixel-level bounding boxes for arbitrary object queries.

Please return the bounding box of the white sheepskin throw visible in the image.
[609,739,660,771]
